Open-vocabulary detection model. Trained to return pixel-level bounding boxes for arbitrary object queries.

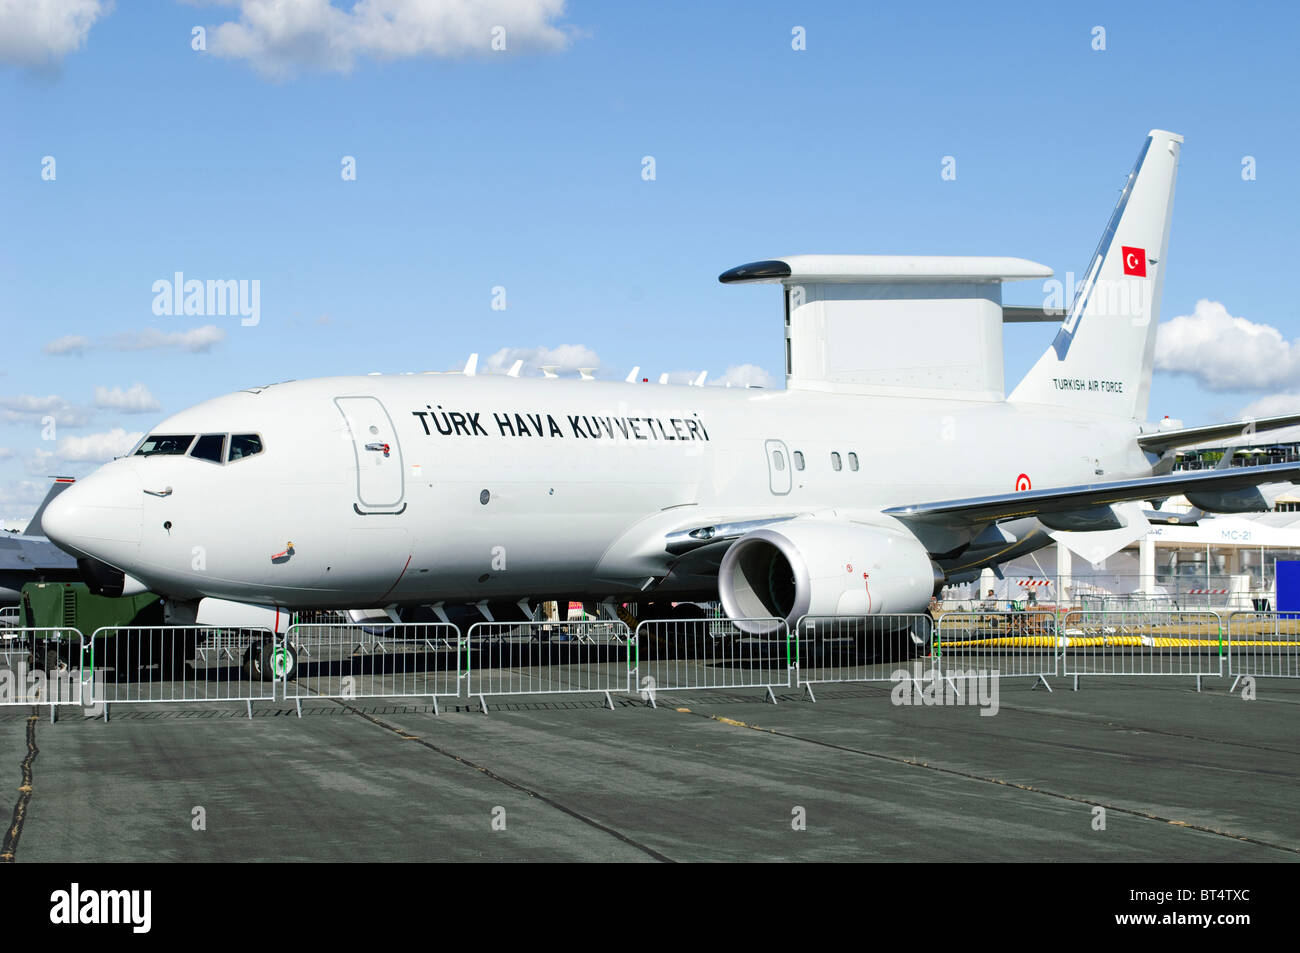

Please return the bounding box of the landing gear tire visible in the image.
[245,641,297,681]
[266,642,298,681]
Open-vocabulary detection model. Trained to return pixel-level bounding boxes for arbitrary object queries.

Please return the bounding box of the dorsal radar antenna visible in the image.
[718,255,1053,401]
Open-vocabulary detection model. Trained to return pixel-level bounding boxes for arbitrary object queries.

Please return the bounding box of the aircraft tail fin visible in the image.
[24,477,76,537]
[1009,130,1182,420]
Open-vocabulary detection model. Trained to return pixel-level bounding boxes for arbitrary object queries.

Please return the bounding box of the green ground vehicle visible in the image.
[16,582,285,679]
[17,581,183,675]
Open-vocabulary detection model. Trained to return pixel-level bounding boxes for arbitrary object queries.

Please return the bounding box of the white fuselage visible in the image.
[43,374,1154,610]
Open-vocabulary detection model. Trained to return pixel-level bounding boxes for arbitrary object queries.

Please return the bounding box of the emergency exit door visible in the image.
[335,396,405,512]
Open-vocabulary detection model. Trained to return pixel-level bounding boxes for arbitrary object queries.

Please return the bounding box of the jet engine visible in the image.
[717,519,941,632]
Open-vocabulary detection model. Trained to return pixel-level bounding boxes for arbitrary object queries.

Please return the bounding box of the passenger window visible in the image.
[135,435,195,456]
[190,434,226,463]
[793,451,805,471]
[773,450,786,471]
[228,434,263,462]
[831,452,842,472]
[848,452,859,472]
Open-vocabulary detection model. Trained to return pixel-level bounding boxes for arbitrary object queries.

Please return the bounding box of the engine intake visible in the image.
[718,519,940,632]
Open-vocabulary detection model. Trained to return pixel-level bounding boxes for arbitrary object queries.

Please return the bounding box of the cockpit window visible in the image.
[135,435,195,457]
[190,434,226,463]
[227,434,263,462]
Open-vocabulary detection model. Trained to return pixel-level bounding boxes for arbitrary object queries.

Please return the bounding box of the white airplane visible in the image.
[40,130,1300,638]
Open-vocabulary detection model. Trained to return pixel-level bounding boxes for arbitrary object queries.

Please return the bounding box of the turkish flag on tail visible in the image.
[1121,246,1147,276]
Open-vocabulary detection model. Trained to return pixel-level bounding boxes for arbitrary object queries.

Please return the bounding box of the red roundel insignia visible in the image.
[1015,473,1032,491]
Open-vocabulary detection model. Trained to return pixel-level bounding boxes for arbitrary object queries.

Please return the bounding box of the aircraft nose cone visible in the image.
[42,462,143,557]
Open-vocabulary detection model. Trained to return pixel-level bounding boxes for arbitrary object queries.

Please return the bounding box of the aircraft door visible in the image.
[765,439,792,495]
[335,396,406,513]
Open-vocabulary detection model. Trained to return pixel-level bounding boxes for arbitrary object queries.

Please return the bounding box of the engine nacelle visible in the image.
[718,519,940,631]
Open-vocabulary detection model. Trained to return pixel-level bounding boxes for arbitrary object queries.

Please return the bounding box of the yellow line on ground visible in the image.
[938,636,1300,648]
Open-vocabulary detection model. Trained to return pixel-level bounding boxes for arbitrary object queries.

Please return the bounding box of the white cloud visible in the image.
[0,394,91,427]
[54,427,142,463]
[1240,393,1300,420]
[614,364,778,387]
[0,480,57,526]
[713,364,776,389]
[0,0,110,69]
[94,382,162,413]
[1155,299,1299,392]
[0,448,13,461]
[477,352,779,388]
[45,326,224,354]
[658,370,702,385]
[20,444,107,480]
[109,324,226,353]
[209,0,571,78]
[23,447,56,476]
[44,334,91,356]
[484,343,600,375]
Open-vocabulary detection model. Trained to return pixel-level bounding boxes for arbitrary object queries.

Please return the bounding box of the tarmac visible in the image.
[1,674,1297,862]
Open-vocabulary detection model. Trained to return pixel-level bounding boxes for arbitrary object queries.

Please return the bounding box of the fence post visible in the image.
[461,634,470,700]
[1217,610,1226,678]
[786,623,795,689]
[628,633,637,695]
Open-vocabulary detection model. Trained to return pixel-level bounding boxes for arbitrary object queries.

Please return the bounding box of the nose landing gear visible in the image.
[242,638,298,681]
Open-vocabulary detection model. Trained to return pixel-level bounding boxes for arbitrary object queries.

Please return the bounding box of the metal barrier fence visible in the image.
[1,611,1293,723]
[89,626,277,719]
[0,623,32,668]
[283,622,462,714]
[1226,611,1300,685]
[632,617,790,705]
[794,614,934,701]
[466,620,632,711]
[1059,610,1225,690]
[0,627,90,721]
[935,611,1058,689]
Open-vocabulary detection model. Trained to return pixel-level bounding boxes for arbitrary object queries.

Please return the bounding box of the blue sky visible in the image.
[2,1,1298,524]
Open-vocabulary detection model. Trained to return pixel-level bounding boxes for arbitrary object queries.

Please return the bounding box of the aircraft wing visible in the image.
[1137,414,1300,454]
[882,462,1300,527]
